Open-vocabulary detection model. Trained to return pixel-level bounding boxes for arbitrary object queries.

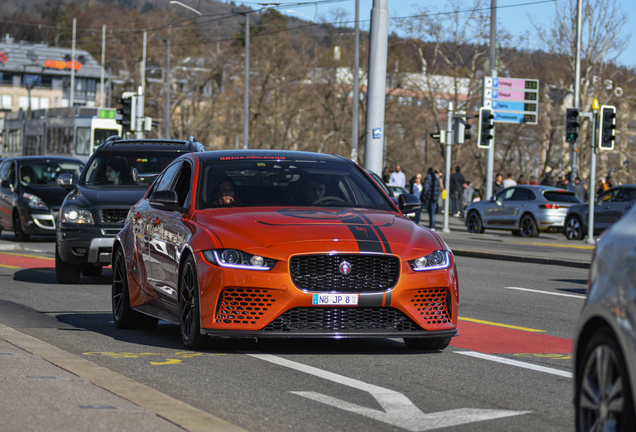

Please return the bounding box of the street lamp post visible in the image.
[233,9,250,149]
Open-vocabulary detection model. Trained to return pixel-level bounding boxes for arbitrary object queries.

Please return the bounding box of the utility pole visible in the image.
[364,0,389,175]
[70,18,76,108]
[485,0,496,200]
[100,25,106,108]
[351,0,360,163]
[233,9,251,149]
[571,0,583,180]
[164,39,171,139]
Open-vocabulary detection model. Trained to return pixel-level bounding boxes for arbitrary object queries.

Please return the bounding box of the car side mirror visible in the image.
[149,190,186,213]
[57,173,75,191]
[398,193,421,215]
[490,195,497,202]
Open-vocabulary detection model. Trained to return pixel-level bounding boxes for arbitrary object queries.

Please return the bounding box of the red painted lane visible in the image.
[451,320,572,354]
[0,252,54,269]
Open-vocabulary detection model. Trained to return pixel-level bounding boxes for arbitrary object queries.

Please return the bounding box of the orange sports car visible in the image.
[112,150,459,350]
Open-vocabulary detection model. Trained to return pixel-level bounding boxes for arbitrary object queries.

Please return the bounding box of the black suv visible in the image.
[55,136,205,283]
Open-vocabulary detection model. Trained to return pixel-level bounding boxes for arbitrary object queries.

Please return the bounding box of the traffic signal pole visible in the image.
[442,103,454,233]
[586,106,598,245]
[486,0,497,201]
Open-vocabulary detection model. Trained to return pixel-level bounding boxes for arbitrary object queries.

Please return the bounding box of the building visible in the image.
[0,35,109,120]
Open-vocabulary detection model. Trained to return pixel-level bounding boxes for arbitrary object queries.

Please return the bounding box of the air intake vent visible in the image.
[410,289,451,324]
[290,254,399,292]
[216,288,276,325]
[263,307,422,332]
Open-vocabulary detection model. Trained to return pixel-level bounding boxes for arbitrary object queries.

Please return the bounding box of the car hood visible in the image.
[192,207,445,257]
[69,185,150,208]
[22,185,72,209]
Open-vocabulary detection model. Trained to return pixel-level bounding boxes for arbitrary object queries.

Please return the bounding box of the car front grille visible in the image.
[263,307,422,332]
[290,254,400,292]
[410,288,451,324]
[101,208,130,224]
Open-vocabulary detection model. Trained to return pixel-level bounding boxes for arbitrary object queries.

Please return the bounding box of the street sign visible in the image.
[483,77,539,124]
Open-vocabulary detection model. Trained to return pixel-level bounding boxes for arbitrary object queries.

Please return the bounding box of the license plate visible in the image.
[312,293,359,306]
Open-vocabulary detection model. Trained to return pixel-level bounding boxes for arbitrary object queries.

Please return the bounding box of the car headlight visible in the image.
[409,250,452,271]
[61,206,95,225]
[23,193,49,210]
[203,249,277,271]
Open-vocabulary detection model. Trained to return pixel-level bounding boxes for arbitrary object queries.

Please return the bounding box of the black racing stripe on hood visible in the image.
[352,211,392,254]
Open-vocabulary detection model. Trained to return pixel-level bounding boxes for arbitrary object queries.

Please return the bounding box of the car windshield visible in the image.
[19,160,84,187]
[82,152,182,186]
[199,160,394,211]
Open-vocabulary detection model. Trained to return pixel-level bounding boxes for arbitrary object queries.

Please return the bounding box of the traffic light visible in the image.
[429,131,445,144]
[477,107,494,149]
[565,108,579,144]
[116,92,136,132]
[598,105,616,150]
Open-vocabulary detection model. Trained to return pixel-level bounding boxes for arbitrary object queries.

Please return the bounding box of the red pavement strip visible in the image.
[0,252,54,269]
[451,320,573,354]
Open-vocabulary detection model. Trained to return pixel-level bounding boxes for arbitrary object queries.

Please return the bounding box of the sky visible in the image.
[261,0,635,69]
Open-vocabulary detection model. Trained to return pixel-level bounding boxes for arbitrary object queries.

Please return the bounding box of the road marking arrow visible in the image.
[249,354,529,431]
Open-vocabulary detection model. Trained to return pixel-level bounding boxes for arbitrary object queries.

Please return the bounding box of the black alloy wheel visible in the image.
[112,248,157,329]
[55,244,80,284]
[565,216,584,240]
[466,212,484,234]
[403,337,452,350]
[179,255,209,349]
[576,328,635,431]
[13,212,30,241]
[519,214,539,237]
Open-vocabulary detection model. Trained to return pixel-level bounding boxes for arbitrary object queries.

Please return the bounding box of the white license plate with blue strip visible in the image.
[312,294,359,306]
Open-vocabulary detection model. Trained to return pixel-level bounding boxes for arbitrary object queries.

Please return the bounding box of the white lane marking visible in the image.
[457,351,573,378]
[249,353,529,431]
[504,286,586,299]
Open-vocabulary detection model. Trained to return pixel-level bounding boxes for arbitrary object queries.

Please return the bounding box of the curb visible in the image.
[452,249,590,269]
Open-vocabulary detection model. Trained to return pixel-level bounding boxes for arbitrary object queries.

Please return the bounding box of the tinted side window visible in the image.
[498,188,515,201]
[511,188,535,201]
[0,160,12,182]
[615,188,636,202]
[153,162,182,193]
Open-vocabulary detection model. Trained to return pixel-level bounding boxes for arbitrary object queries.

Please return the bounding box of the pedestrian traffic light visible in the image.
[565,108,579,144]
[598,105,616,150]
[429,131,445,144]
[116,92,136,133]
[477,107,494,149]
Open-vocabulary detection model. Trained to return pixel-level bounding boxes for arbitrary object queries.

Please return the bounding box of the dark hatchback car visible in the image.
[573,205,636,430]
[55,136,205,284]
[563,184,636,240]
[0,156,84,240]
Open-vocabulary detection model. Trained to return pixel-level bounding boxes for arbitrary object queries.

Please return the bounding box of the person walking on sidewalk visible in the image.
[450,166,466,217]
[421,167,441,231]
[461,181,475,217]
[389,165,406,187]
[412,173,423,224]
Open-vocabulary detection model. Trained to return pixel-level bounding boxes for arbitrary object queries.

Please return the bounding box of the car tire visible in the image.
[575,327,635,432]
[13,212,30,242]
[519,214,539,237]
[112,248,158,329]
[564,216,584,240]
[55,244,81,284]
[179,255,210,350]
[81,263,103,277]
[403,337,452,350]
[466,211,484,234]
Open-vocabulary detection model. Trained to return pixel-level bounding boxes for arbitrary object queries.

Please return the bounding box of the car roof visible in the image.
[4,156,84,163]
[197,149,349,163]
[97,136,205,153]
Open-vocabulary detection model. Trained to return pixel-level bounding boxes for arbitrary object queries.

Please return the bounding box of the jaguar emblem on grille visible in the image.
[339,260,352,275]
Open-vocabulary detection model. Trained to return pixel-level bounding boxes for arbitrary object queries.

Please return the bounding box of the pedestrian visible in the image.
[450,165,466,217]
[493,173,504,194]
[479,177,487,201]
[382,166,391,183]
[529,176,539,185]
[555,176,567,189]
[517,174,527,185]
[421,167,441,231]
[411,173,423,224]
[596,178,609,196]
[389,165,406,188]
[435,169,444,214]
[573,177,589,202]
[461,181,475,217]
[540,174,554,186]
[502,173,517,189]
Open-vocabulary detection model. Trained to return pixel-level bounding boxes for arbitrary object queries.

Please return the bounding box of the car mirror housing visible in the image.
[149,190,185,212]
[398,193,421,215]
[57,173,75,191]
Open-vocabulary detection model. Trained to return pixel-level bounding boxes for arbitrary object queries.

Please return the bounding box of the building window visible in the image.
[0,72,13,85]
[1,95,12,110]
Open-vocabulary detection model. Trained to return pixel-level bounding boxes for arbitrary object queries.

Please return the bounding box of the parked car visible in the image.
[464,185,581,237]
[563,184,636,240]
[573,205,636,430]
[0,156,84,240]
[112,150,457,350]
[55,136,205,284]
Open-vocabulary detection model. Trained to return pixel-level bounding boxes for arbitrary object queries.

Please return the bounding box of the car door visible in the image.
[606,187,636,224]
[594,188,620,229]
[483,188,514,227]
[147,161,192,307]
[503,187,535,226]
[0,160,16,230]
